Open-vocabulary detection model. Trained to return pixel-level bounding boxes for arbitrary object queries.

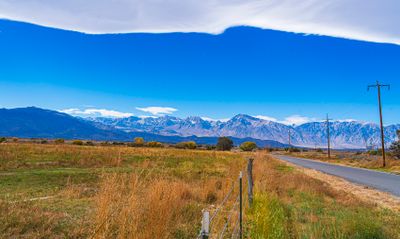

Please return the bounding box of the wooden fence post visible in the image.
[201,211,210,239]
[247,158,254,207]
[239,171,243,239]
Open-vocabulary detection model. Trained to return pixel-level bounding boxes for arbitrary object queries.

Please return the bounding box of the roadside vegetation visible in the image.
[279,130,400,174]
[280,149,400,174]
[0,141,399,238]
[247,154,400,239]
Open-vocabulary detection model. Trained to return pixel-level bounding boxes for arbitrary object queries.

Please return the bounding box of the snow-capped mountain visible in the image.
[89,114,400,149]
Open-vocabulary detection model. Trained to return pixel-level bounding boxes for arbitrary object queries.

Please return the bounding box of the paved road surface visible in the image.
[274,155,400,197]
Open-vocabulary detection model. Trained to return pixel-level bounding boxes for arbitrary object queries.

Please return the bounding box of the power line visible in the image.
[368,81,390,167]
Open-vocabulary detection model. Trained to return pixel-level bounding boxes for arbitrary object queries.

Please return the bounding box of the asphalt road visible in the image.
[274,155,400,197]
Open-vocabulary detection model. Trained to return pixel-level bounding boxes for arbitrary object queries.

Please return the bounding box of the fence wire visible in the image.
[198,161,252,239]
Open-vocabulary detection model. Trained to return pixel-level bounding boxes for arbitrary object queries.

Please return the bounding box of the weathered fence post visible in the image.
[247,158,254,207]
[239,171,243,239]
[201,211,210,239]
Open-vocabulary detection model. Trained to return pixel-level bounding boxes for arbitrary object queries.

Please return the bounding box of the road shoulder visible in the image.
[273,155,400,213]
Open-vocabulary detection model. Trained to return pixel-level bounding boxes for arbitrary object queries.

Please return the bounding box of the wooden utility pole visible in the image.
[368,81,390,167]
[326,114,332,158]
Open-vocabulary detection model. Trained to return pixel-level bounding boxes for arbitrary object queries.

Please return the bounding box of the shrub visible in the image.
[40,140,48,144]
[288,147,301,153]
[85,141,95,146]
[100,141,110,146]
[205,145,216,150]
[12,137,18,142]
[175,141,197,149]
[0,137,6,143]
[216,137,234,151]
[147,141,163,148]
[390,142,400,160]
[240,141,257,151]
[112,141,125,145]
[54,138,65,144]
[368,149,382,156]
[316,148,323,153]
[72,140,84,146]
[133,137,145,147]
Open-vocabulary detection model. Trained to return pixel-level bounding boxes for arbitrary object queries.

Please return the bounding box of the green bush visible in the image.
[54,138,65,144]
[40,140,48,144]
[240,141,257,151]
[175,141,197,149]
[316,148,323,153]
[147,141,163,148]
[216,137,234,151]
[72,140,84,146]
[0,137,6,143]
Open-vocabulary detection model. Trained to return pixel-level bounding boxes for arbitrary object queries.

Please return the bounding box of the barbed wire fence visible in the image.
[197,158,254,239]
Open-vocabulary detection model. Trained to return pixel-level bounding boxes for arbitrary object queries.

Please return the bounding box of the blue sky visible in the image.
[0,19,399,124]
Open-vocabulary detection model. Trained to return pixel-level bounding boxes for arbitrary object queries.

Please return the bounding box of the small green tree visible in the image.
[240,141,257,151]
[216,137,234,151]
[133,137,145,146]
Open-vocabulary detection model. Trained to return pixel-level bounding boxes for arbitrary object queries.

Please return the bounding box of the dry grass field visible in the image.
[0,142,399,238]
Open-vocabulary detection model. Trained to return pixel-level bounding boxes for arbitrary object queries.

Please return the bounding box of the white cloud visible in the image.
[201,117,230,122]
[254,115,278,122]
[279,115,316,126]
[0,0,399,44]
[336,119,357,123]
[136,106,177,116]
[60,108,133,118]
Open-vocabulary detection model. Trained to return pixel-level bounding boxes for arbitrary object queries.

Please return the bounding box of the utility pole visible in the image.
[326,114,332,158]
[368,81,390,167]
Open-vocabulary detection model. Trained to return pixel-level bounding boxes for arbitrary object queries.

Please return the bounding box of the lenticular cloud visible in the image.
[0,0,399,44]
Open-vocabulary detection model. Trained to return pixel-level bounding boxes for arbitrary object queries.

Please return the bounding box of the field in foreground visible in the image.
[0,143,399,238]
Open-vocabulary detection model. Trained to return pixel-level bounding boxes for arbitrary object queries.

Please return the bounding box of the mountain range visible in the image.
[0,107,287,148]
[90,114,400,149]
[0,107,398,149]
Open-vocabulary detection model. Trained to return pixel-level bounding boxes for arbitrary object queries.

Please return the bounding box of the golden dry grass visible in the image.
[0,143,249,238]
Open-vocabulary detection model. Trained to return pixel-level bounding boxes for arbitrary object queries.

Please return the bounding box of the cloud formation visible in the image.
[254,115,278,122]
[60,108,133,118]
[201,117,230,122]
[136,106,177,116]
[0,0,399,44]
[279,115,316,126]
